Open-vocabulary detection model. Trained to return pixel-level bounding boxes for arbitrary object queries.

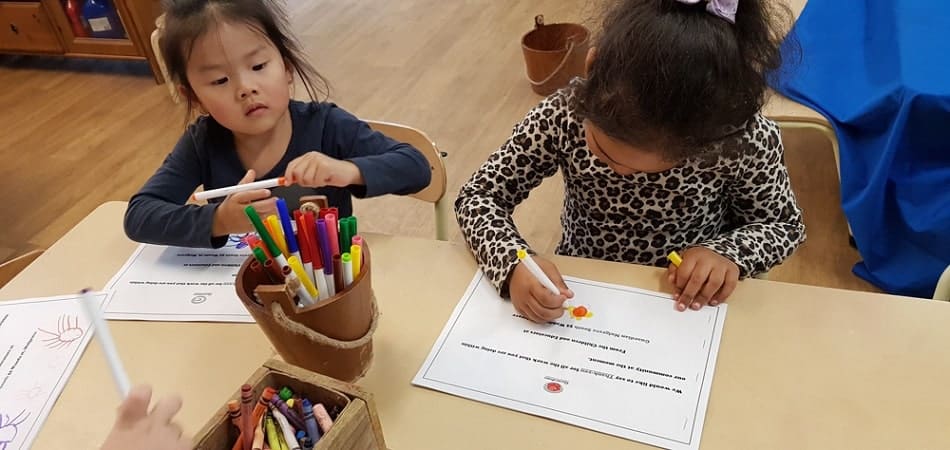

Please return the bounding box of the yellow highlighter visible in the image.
[265,414,281,450]
[667,251,683,267]
[287,255,318,302]
[350,244,362,276]
[265,215,289,257]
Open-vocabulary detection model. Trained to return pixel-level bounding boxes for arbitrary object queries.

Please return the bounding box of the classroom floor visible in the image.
[0,0,879,293]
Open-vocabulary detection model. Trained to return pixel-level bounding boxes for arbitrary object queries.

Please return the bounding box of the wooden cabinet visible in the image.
[0,2,63,53]
[0,0,164,83]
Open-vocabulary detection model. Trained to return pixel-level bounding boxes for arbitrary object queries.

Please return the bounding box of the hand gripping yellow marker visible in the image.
[667,251,683,267]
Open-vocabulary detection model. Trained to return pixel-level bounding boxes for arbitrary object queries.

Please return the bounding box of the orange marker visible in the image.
[228,400,244,450]
[228,400,242,428]
[265,215,289,256]
[252,387,277,425]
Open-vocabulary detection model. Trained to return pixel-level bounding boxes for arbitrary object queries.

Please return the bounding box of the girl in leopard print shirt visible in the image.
[456,0,805,323]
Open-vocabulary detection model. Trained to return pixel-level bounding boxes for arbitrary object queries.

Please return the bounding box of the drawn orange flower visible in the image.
[566,305,593,320]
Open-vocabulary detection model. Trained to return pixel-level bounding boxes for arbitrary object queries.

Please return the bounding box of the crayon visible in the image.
[301,399,323,443]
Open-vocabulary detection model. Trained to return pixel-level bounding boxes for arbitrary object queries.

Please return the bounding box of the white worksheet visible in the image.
[413,271,727,450]
[104,235,254,322]
[0,293,106,450]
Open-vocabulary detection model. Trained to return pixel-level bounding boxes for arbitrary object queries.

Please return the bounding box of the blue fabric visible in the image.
[771,0,950,298]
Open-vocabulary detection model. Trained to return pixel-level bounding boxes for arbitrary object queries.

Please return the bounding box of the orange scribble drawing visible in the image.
[566,305,593,320]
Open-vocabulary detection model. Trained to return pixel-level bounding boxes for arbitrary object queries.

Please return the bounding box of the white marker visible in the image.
[314,267,330,301]
[191,177,287,201]
[303,261,314,286]
[286,273,316,307]
[517,249,561,296]
[342,253,354,287]
[80,289,131,398]
[324,270,336,297]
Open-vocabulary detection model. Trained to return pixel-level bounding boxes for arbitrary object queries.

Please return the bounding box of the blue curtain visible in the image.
[771,0,950,298]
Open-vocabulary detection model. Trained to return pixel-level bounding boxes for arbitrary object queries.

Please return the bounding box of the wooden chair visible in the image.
[0,249,44,288]
[772,116,950,300]
[758,116,845,282]
[772,115,845,226]
[366,120,449,241]
[151,14,180,103]
[772,116,842,179]
[934,266,950,301]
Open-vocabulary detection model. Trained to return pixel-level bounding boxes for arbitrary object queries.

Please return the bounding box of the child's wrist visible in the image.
[210,205,229,237]
[347,162,365,186]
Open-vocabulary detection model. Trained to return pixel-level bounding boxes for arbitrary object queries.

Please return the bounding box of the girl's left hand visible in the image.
[667,247,739,312]
[286,151,364,188]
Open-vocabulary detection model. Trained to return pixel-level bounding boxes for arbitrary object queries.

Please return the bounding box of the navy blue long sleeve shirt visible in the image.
[124,101,431,248]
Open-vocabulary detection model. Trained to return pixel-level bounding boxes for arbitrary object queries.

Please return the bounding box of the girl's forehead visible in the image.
[188,20,276,62]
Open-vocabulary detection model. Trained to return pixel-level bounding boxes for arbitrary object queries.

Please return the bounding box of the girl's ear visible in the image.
[284,58,294,85]
[584,47,597,77]
[177,84,191,101]
[178,85,207,114]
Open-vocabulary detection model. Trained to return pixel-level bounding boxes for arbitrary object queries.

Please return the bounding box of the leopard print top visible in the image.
[455,86,806,295]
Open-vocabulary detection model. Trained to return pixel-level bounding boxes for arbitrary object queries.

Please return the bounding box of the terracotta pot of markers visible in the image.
[236,198,376,383]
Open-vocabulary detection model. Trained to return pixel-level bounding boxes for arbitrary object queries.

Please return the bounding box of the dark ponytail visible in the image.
[574,0,796,161]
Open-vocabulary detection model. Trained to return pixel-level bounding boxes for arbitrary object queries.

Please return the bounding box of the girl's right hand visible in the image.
[508,256,573,323]
[211,170,277,236]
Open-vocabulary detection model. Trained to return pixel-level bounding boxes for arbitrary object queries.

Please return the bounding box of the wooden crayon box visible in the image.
[193,359,386,450]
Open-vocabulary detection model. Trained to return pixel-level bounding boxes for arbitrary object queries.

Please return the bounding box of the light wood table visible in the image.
[2,202,948,449]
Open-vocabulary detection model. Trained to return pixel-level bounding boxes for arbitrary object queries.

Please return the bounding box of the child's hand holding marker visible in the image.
[211,170,280,236]
[100,385,191,450]
[285,151,365,188]
[509,249,574,323]
[667,248,740,311]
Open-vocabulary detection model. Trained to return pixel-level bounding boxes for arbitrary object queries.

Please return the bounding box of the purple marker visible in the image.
[270,396,307,431]
[316,219,335,296]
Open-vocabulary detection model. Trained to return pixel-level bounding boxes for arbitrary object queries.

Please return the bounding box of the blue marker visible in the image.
[301,399,323,443]
[276,198,301,262]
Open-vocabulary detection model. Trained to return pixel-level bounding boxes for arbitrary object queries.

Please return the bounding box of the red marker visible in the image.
[325,213,340,257]
[295,213,314,281]
[304,212,321,268]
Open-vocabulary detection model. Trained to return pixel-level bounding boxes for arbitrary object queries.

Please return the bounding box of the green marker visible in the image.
[279,386,293,401]
[252,247,269,265]
[339,217,351,252]
[245,206,289,269]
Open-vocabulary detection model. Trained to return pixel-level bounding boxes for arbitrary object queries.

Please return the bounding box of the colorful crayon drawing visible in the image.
[227,233,253,249]
[566,305,593,320]
[0,410,29,450]
[38,315,85,349]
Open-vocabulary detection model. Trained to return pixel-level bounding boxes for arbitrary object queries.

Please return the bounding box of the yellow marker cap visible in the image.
[667,251,683,267]
[517,249,527,260]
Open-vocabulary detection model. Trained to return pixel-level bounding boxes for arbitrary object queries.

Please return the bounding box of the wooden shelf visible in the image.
[0,0,163,82]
